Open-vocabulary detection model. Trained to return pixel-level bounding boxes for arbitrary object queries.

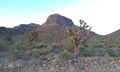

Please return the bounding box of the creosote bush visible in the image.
[79,48,93,56]
[66,42,74,53]
[0,43,6,52]
[93,43,104,48]
[32,49,40,57]
[108,43,119,48]
[106,50,118,57]
[59,51,73,60]
[12,50,22,59]
[40,55,48,60]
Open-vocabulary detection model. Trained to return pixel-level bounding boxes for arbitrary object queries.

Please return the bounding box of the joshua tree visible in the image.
[65,19,92,55]
[3,36,14,44]
[26,29,39,42]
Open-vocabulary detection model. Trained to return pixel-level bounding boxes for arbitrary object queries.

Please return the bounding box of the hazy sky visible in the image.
[0,0,120,35]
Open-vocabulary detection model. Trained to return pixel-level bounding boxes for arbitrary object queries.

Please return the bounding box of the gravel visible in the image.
[0,57,120,72]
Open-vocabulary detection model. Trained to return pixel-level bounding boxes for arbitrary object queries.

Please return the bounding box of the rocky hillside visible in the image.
[105,29,120,41]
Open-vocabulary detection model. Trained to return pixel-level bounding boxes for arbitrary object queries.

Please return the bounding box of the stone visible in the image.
[0,64,3,69]
[17,63,22,68]
[8,63,14,69]
[42,64,46,67]
[119,60,120,63]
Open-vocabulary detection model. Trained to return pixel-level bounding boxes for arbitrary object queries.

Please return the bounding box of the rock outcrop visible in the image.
[43,14,74,27]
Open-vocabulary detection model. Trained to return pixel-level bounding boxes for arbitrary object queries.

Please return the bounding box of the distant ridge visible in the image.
[0,23,40,37]
[105,29,120,41]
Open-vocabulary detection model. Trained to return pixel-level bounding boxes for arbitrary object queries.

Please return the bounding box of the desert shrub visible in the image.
[0,45,4,52]
[40,39,53,43]
[106,50,118,57]
[104,38,115,46]
[92,48,106,56]
[39,47,53,55]
[79,48,93,56]
[32,49,40,57]
[93,43,104,48]
[25,50,32,56]
[12,50,22,59]
[3,36,14,44]
[36,44,47,49]
[24,45,53,57]
[13,42,26,48]
[104,52,111,57]
[59,51,73,59]
[118,44,120,48]
[107,43,119,48]
[84,43,90,48]
[0,43,6,52]
[46,53,54,60]
[13,41,36,50]
[66,42,74,53]
[40,55,48,60]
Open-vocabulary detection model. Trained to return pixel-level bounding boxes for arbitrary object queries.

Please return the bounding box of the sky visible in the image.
[0,0,120,35]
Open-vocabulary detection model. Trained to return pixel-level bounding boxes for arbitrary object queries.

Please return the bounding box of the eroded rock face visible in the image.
[43,14,74,27]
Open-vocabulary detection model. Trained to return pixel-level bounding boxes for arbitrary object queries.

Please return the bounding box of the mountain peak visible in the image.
[43,14,74,27]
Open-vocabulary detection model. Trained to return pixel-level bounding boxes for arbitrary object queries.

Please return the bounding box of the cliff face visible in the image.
[43,14,74,27]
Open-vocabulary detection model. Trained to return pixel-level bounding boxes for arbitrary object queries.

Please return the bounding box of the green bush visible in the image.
[31,48,53,58]
[25,50,32,56]
[46,53,54,60]
[108,43,119,48]
[32,49,40,57]
[13,42,28,49]
[12,50,22,59]
[93,48,105,56]
[13,41,36,50]
[84,43,89,48]
[3,36,14,44]
[0,43,6,52]
[106,50,118,57]
[40,55,47,60]
[79,48,93,56]
[66,42,74,53]
[39,47,53,55]
[93,43,104,48]
[118,44,120,48]
[59,51,73,59]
